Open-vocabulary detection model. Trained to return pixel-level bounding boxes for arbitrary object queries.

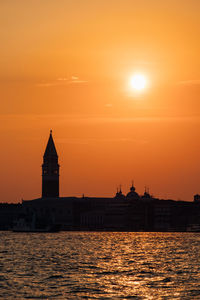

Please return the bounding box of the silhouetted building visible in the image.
[42,130,59,198]
[194,194,200,203]
[1,131,200,232]
[0,203,21,230]
[114,186,126,200]
[126,182,140,200]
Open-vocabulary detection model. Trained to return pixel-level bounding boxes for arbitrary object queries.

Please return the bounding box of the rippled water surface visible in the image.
[0,232,200,299]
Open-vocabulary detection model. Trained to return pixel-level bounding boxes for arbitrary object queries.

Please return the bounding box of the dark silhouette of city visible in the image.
[0,131,200,232]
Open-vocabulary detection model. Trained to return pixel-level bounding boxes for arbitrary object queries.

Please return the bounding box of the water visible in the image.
[0,232,200,299]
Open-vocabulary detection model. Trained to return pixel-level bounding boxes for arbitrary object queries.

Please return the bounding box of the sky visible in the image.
[0,0,200,202]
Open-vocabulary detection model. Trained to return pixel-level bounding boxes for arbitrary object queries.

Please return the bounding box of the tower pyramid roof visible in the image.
[44,130,58,157]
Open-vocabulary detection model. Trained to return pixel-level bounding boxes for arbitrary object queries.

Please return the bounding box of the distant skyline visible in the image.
[0,0,200,202]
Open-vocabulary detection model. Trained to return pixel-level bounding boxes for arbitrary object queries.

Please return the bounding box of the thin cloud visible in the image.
[58,76,88,84]
[61,116,200,124]
[71,76,79,80]
[57,137,148,145]
[57,77,68,81]
[36,76,88,87]
[1,114,200,127]
[178,79,200,86]
[32,115,200,125]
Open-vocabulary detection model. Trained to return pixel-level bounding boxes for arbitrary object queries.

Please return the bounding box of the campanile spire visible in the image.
[42,131,59,198]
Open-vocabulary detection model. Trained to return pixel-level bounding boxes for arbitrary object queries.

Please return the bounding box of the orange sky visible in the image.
[0,0,200,202]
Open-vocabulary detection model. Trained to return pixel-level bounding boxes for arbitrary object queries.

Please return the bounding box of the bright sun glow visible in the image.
[129,74,147,91]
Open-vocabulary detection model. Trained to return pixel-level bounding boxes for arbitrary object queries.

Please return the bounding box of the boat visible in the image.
[12,214,61,232]
[186,224,200,232]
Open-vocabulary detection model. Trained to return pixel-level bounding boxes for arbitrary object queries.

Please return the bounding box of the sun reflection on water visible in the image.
[0,232,200,299]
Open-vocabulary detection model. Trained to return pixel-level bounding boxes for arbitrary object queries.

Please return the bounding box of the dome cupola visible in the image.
[126,181,140,199]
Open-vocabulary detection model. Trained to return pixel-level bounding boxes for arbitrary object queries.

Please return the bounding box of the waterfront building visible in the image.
[1,131,200,232]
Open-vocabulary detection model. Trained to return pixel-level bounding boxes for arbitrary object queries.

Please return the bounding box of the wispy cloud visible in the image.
[36,76,88,87]
[178,79,200,86]
[57,115,200,124]
[57,76,88,84]
[57,137,148,145]
[1,114,200,127]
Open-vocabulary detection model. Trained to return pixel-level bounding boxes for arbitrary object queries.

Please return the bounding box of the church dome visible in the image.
[114,187,126,199]
[126,183,140,199]
[142,191,151,199]
[141,187,152,200]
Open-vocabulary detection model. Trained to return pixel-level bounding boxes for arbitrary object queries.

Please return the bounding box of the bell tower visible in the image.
[42,130,59,198]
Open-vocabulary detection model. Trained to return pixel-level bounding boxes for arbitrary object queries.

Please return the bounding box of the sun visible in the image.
[129,74,147,91]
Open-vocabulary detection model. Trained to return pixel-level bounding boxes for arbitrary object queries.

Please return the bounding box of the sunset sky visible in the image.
[0,0,200,202]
